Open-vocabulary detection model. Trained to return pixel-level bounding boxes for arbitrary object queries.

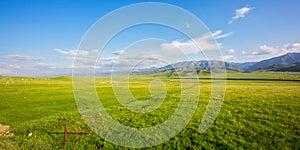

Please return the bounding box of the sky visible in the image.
[0,0,300,76]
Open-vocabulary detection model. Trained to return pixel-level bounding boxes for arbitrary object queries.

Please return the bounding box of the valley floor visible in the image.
[0,73,299,149]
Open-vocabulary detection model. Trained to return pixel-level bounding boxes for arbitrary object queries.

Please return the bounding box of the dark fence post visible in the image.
[64,122,67,146]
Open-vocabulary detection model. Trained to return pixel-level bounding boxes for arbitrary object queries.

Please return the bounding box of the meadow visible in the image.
[0,72,299,149]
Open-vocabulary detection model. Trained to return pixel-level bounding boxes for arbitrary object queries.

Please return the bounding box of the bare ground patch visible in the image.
[0,124,14,138]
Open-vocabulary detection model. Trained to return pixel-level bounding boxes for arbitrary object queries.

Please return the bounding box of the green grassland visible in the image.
[0,73,299,149]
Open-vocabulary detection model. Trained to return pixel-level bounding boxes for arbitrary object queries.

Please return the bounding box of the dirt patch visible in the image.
[0,124,14,138]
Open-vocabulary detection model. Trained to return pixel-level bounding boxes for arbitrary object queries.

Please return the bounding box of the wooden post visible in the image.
[44,122,92,146]
[64,122,67,146]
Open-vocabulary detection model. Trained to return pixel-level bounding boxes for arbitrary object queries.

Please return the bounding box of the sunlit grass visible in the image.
[0,73,299,149]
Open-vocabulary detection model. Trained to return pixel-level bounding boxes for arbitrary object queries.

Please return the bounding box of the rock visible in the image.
[28,132,32,137]
[0,125,9,133]
[0,124,14,138]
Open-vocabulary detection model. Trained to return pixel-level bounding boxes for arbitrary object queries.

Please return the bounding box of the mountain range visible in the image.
[149,52,300,74]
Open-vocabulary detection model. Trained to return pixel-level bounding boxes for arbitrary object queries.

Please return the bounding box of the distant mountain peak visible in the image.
[154,52,300,74]
[247,52,300,71]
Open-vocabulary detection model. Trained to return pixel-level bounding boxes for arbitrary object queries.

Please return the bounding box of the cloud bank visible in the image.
[160,30,232,54]
[243,42,300,56]
[0,54,44,61]
[54,48,89,56]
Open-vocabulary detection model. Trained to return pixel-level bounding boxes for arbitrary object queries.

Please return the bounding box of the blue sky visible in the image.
[0,0,299,76]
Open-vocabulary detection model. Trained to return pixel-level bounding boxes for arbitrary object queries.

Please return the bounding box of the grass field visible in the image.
[0,73,299,149]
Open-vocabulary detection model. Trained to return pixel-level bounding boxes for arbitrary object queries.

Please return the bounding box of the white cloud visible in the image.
[160,30,232,54]
[212,30,233,39]
[229,6,253,24]
[98,56,118,65]
[34,62,72,69]
[112,50,125,55]
[0,54,44,61]
[242,51,260,55]
[243,42,300,56]
[95,52,172,73]
[0,62,35,76]
[0,68,12,75]
[0,54,73,76]
[227,49,235,54]
[218,55,236,61]
[259,43,300,54]
[233,7,252,19]
[54,48,98,67]
[54,48,89,56]
[0,62,21,69]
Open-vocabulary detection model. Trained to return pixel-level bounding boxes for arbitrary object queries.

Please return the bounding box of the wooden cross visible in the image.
[45,122,92,146]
